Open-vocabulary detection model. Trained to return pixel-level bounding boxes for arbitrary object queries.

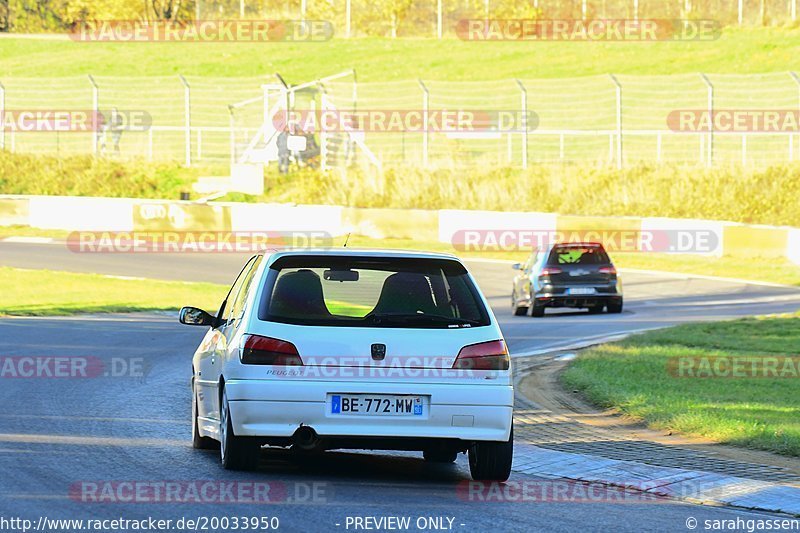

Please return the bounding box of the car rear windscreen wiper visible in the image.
[367,312,479,327]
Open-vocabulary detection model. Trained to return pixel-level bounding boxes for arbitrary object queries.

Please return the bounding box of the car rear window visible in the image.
[258,255,490,328]
[548,245,610,265]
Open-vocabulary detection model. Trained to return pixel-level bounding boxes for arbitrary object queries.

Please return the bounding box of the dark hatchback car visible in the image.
[511,242,623,317]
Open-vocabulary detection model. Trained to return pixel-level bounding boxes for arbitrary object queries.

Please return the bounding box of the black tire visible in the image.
[588,304,604,314]
[607,300,623,314]
[512,295,529,317]
[192,381,219,450]
[469,426,513,481]
[530,302,545,317]
[423,449,458,463]
[220,388,261,471]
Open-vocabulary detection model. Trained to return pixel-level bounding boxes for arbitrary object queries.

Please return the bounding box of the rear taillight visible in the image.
[240,334,303,366]
[452,340,509,371]
[539,267,562,278]
[599,266,617,275]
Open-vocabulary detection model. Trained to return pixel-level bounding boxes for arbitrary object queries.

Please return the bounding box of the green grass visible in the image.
[1,29,799,79]
[0,152,223,199]
[562,314,800,456]
[0,266,226,316]
[263,164,800,227]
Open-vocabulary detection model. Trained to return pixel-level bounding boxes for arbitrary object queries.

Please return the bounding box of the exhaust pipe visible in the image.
[293,426,320,450]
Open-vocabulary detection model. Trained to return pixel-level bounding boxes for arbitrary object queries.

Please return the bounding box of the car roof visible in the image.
[261,247,461,264]
[535,241,607,255]
[550,242,604,248]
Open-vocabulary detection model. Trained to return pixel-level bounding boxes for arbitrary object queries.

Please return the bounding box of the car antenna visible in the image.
[343,233,351,247]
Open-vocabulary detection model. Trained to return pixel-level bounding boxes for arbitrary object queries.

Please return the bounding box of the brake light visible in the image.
[240,334,303,366]
[599,266,617,275]
[539,267,562,278]
[452,340,509,371]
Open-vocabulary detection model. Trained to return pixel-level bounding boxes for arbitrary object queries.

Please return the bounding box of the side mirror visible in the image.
[511,263,522,270]
[179,306,220,327]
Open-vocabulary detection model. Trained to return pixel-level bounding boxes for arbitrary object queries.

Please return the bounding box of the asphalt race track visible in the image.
[1,241,800,532]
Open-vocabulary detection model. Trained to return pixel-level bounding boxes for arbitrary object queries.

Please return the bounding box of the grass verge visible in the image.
[0,266,226,316]
[5,154,800,227]
[561,314,800,456]
[1,29,799,79]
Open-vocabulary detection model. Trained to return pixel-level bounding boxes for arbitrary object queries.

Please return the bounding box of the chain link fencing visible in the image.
[1,72,799,169]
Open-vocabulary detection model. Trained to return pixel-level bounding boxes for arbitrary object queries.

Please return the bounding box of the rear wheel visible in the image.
[192,381,219,450]
[220,388,261,471]
[512,294,529,316]
[607,300,623,314]
[530,301,545,317]
[468,426,513,481]
[423,449,458,463]
[587,304,604,314]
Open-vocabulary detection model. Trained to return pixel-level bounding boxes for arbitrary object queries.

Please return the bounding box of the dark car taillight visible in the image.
[599,266,617,276]
[452,340,509,371]
[539,267,562,279]
[240,334,303,366]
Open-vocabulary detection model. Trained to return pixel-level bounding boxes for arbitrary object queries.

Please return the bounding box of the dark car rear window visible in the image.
[258,255,491,328]
[548,245,610,265]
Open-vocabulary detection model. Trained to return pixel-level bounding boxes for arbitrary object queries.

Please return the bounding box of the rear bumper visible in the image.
[536,294,622,308]
[224,379,513,442]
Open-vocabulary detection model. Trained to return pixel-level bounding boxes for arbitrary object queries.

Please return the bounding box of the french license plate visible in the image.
[329,394,425,416]
[567,287,596,295]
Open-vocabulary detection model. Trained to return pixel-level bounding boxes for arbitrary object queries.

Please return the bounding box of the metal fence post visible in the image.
[0,81,5,150]
[790,72,800,162]
[228,105,236,165]
[346,0,352,37]
[515,79,528,170]
[793,0,798,22]
[609,74,622,169]
[738,0,743,25]
[741,135,747,166]
[88,75,98,156]
[319,82,329,171]
[633,0,639,21]
[179,75,191,167]
[582,0,587,20]
[437,0,442,39]
[700,73,713,167]
[418,79,429,167]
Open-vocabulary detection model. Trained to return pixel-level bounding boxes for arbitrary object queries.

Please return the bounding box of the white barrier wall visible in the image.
[438,209,558,245]
[3,195,800,265]
[788,229,800,266]
[639,217,728,256]
[229,203,345,235]
[28,196,135,231]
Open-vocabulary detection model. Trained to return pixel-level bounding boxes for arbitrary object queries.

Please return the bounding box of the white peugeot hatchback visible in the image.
[181,249,513,480]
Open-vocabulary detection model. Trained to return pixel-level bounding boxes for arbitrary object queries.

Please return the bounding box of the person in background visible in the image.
[276,125,290,174]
